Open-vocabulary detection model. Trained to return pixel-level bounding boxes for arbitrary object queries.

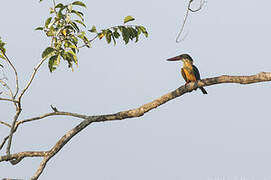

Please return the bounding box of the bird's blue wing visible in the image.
[192,65,201,80]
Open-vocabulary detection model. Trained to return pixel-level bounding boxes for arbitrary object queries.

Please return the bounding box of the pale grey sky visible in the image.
[1,0,271,179]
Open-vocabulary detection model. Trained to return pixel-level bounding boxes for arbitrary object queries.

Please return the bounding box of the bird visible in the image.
[167,54,207,94]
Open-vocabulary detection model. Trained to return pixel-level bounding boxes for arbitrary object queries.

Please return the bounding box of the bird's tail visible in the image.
[200,87,208,94]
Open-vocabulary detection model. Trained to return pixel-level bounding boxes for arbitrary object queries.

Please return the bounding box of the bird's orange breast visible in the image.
[183,68,196,82]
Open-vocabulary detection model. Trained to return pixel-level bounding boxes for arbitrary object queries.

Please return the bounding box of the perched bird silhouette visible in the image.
[167,54,207,94]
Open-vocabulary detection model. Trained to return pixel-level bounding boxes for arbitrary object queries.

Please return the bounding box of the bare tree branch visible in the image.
[0,151,47,164]
[0,112,88,151]
[31,156,50,180]
[6,111,21,155]
[0,121,11,128]
[0,79,14,99]
[176,0,206,43]
[0,98,19,103]
[3,54,19,98]
[0,136,9,150]
[18,111,88,124]
[189,0,206,12]
[6,57,47,156]
[18,57,47,102]
[78,34,99,48]
[1,72,270,179]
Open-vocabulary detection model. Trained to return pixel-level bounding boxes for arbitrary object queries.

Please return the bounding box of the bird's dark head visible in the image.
[167,54,193,64]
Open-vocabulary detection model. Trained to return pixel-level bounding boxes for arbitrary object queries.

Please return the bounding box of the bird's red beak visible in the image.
[166,55,182,61]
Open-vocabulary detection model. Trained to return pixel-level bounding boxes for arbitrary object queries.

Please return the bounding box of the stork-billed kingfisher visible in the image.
[167,54,207,94]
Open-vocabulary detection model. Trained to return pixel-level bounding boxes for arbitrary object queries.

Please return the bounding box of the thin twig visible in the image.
[6,57,47,155]
[0,112,86,150]
[189,0,206,12]
[176,0,206,43]
[78,24,143,48]
[3,54,19,98]
[78,34,98,48]
[52,0,56,8]
[18,57,47,102]
[0,121,11,128]
[18,111,88,124]
[0,98,19,103]
[0,54,21,156]
[0,79,14,98]
[0,135,9,150]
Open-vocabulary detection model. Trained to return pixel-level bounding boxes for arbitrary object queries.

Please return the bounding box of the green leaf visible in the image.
[72,1,87,8]
[131,28,139,42]
[113,30,120,39]
[67,50,78,64]
[64,25,76,33]
[112,34,116,45]
[138,26,148,37]
[74,20,86,27]
[70,36,78,45]
[105,30,112,44]
[45,17,52,28]
[68,43,78,51]
[70,22,80,32]
[64,41,70,48]
[46,26,55,37]
[0,39,6,54]
[0,64,3,68]
[35,27,44,31]
[57,10,64,19]
[55,3,64,9]
[42,47,55,59]
[71,10,84,21]
[124,16,135,24]
[78,31,86,39]
[136,26,142,36]
[48,55,58,72]
[56,54,61,65]
[121,27,129,44]
[88,25,97,33]
[127,27,136,40]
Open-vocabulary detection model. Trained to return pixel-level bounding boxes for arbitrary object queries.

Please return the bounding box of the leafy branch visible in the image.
[35,1,148,72]
[0,0,148,158]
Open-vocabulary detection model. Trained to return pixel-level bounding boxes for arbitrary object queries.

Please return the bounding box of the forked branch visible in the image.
[6,57,47,155]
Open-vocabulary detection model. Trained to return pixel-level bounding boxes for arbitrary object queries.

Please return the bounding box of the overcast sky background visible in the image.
[1,0,271,179]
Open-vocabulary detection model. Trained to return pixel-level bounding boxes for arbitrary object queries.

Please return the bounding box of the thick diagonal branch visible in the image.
[1,72,270,180]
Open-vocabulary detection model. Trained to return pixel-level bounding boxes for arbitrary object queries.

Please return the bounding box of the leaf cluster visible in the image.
[36,1,88,72]
[37,1,148,72]
[89,16,148,45]
[0,38,6,68]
